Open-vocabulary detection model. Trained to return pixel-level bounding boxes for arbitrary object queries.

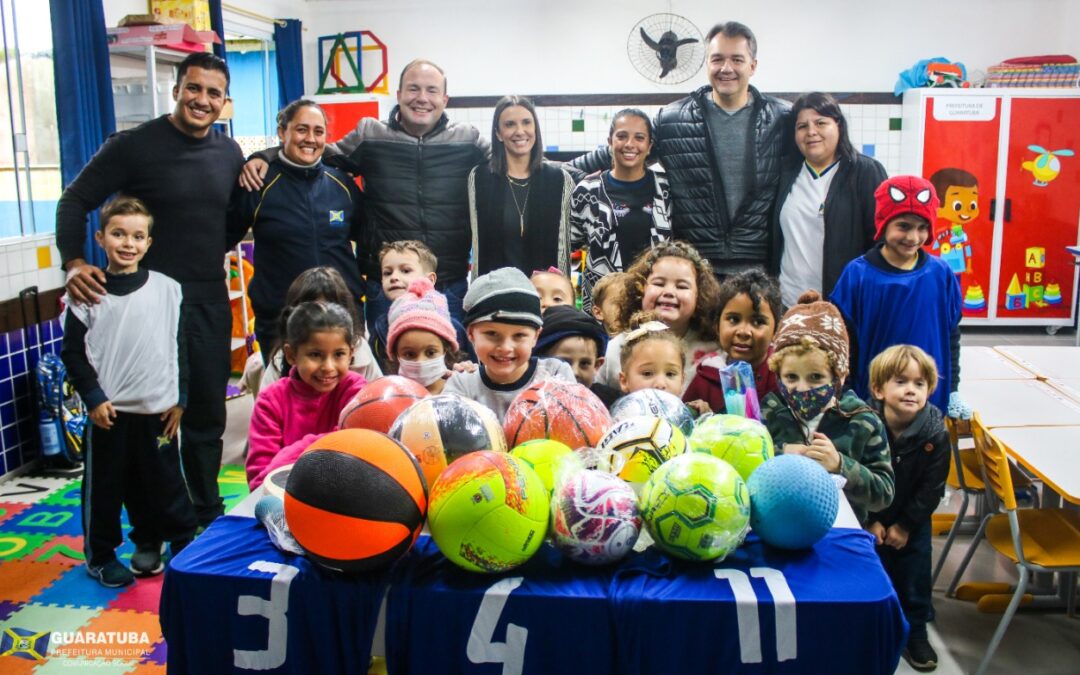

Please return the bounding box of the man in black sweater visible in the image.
[56,53,244,549]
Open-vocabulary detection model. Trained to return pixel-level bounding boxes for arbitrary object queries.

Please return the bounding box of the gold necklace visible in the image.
[507,175,530,236]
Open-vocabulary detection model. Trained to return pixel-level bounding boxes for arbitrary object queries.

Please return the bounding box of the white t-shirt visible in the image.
[779,162,839,307]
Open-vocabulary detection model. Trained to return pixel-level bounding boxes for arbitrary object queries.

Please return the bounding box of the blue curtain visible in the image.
[208,0,227,60]
[274,19,304,110]
[50,0,114,267]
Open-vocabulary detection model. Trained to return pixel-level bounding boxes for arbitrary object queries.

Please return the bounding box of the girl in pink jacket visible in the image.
[246,301,367,488]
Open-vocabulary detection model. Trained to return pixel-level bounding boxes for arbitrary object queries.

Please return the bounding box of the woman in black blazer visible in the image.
[771,92,887,307]
[468,95,574,278]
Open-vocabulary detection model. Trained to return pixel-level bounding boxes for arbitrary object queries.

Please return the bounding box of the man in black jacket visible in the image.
[57,53,244,548]
[240,60,489,326]
[573,22,791,277]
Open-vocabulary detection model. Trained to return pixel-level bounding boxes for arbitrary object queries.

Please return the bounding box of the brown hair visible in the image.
[490,95,543,176]
[379,240,438,275]
[593,272,629,306]
[617,241,721,340]
[270,267,364,374]
[619,310,687,371]
[869,344,940,396]
[100,195,153,232]
[277,98,326,130]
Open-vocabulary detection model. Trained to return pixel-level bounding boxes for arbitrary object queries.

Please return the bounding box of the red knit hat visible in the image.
[387,278,459,355]
[874,175,940,240]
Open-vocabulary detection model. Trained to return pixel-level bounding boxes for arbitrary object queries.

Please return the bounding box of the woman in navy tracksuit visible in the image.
[227,99,366,353]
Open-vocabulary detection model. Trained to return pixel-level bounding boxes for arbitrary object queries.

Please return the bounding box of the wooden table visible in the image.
[994,345,1080,379]
[959,378,1080,428]
[989,426,1080,505]
[960,346,1037,380]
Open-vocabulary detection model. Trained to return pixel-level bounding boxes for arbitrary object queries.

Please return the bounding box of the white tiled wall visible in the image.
[235,135,279,160]
[455,101,906,176]
[0,234,66,303]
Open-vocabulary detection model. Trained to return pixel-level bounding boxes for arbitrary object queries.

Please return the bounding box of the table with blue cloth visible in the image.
[161,515,907,674]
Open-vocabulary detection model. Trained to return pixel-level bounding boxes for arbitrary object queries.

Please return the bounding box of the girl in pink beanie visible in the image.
[386,278,462,394]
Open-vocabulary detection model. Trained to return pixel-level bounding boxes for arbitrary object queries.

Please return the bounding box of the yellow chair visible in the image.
[944,413,1039,597]
[963,421,1080,675]
[931,417,986,586]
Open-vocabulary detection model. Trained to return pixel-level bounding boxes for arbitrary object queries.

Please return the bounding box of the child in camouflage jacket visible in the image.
[761,290,894,525]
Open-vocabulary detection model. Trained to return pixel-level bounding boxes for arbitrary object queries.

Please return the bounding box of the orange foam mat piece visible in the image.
[0,560,69,603]
[0,655,39,674]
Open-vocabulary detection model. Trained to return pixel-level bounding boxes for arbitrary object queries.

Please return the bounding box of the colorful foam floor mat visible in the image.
[0,465,250,672]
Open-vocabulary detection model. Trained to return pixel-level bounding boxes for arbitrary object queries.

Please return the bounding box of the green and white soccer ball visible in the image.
[639,453,750,562]
[690,414,774,482]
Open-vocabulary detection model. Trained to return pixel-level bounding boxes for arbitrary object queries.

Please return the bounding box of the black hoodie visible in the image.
[867,399,950,532]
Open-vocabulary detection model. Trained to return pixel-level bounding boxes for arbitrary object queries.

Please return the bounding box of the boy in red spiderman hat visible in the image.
[829,175,968,419]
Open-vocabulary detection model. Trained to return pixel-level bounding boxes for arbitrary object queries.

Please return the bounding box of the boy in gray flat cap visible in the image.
[444,267,575,418]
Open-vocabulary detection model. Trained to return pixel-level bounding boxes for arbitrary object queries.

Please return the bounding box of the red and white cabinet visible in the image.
[902,89,1080,328]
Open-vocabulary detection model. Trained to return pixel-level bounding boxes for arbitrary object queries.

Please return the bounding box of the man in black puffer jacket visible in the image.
[573,22,791,276]
[240,60,490,325]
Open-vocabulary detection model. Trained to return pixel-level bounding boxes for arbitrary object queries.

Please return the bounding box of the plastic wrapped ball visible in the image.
[339,376,429,434]
[550,469,640,565]
[747,454,838,550]
[639,454,750,562]
[595,415,689,486]
[609,388,696,437]
[503,380,612,449]
[389,393,506,488]
[689,414,774,482]
[510,439,573,494]
[427,451,549,573]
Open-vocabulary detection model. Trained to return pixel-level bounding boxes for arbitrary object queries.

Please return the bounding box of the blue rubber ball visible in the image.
[747,454,838,550]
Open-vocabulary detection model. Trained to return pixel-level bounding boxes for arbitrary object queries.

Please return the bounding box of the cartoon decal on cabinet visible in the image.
[1021,145,1074,187]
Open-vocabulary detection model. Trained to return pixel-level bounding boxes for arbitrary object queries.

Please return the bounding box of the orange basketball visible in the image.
[283,429,427,573]
[503,380,613,450]
[338,375,429,433]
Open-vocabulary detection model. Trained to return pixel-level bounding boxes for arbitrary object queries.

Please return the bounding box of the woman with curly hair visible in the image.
[594,240,721,394]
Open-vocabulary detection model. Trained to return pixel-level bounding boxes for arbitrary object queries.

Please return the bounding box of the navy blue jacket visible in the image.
[227,160,365,322]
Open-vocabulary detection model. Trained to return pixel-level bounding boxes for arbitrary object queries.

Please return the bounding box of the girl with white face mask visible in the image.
[386,278,461,394]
